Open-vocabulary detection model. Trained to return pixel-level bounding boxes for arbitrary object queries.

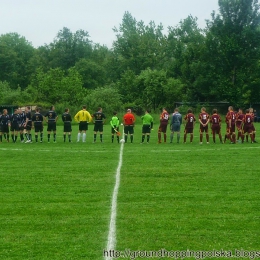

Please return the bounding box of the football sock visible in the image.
[147,135,150,143]
[82,133,86,142]
[142,135,145,143]
[130,135,133,143]
[177,133,180,143]
[170,133,173,142]
[158,132,161,143]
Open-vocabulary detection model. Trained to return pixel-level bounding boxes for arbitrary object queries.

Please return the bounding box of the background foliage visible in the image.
[1,0,260,114]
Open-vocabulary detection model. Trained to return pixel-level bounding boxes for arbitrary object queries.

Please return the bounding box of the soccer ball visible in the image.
[120,139,125,143]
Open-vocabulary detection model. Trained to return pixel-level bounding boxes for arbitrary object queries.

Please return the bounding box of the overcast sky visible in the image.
[0,0,219,48]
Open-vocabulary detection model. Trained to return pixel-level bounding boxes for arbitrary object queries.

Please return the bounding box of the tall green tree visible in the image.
[0,33,35,89]
[74,59,106,89]
[48,27,93,70]
[205,0,260,105]
[27,67,84,105]
[113,12,166,75]
[167,16,207,102]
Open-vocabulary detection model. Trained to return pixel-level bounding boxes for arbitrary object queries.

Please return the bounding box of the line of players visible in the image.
[0,105,110,144]
[160,106,257,144]
[0,105,257,144]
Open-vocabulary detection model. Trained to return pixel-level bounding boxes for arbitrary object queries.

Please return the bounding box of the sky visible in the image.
[0,0,220,48]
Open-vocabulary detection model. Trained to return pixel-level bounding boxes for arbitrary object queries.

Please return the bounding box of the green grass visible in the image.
[0,123,260,259]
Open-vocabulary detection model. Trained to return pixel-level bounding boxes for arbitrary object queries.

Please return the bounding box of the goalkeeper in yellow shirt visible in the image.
[74,105,92,142]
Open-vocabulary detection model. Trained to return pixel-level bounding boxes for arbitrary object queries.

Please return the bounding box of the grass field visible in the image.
[0,123,260,260]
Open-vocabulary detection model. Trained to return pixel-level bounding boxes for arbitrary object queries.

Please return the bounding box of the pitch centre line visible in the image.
[105,141,124,260]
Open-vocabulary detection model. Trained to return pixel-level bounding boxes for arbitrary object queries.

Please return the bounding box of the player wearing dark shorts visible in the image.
[110,112,120,143]
[74,105,92,143]
[141,109,153,144]
[199,107,210,144]
[10,109,20,143]
[242,109,254,143]
[184,109,196,143]
[18,109,26,142]
[62,108,72,142]
[170,108,182,143]
[123,109,135,143]
[236,109,244,142]
[249,108,257,143]
[32,107,44,143]
[45,105,58,143]
[0,109,10,142]
[210,109,223,143]
[158,108,169,143]
[92,107,106,143]
[24,106,33,143]
[226,106,236,144]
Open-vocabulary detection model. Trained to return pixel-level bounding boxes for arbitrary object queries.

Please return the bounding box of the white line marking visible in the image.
[105,130,125,260]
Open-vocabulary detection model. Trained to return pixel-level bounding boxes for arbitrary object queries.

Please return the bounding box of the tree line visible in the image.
[1,0,260,115]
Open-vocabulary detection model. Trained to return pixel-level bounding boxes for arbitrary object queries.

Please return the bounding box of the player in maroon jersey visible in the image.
[235,108,244,142]
[225,106,236,144]
[183,109,196,143]
[242,109,255,143]
[199,107,210,144]
[224,113,230,143]
[210,109,223,143]
[158,108,169,143]
[249,108,257,143]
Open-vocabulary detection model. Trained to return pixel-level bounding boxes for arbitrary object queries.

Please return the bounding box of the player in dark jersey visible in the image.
[0,109,10,142]
[242,109,254,143]
[92,107,106,143]
[236,108,244,142]
[199,107,210,144]
[10,109,20,143]
[158,108,169,143]
[18,109,26,142]
[45,105,58,143]
[32,107,44,143]
[225,106,236,144]
[210,109,223,143]
[24,106,33,143]
[184,109,196,143]
[62,108,72,142]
